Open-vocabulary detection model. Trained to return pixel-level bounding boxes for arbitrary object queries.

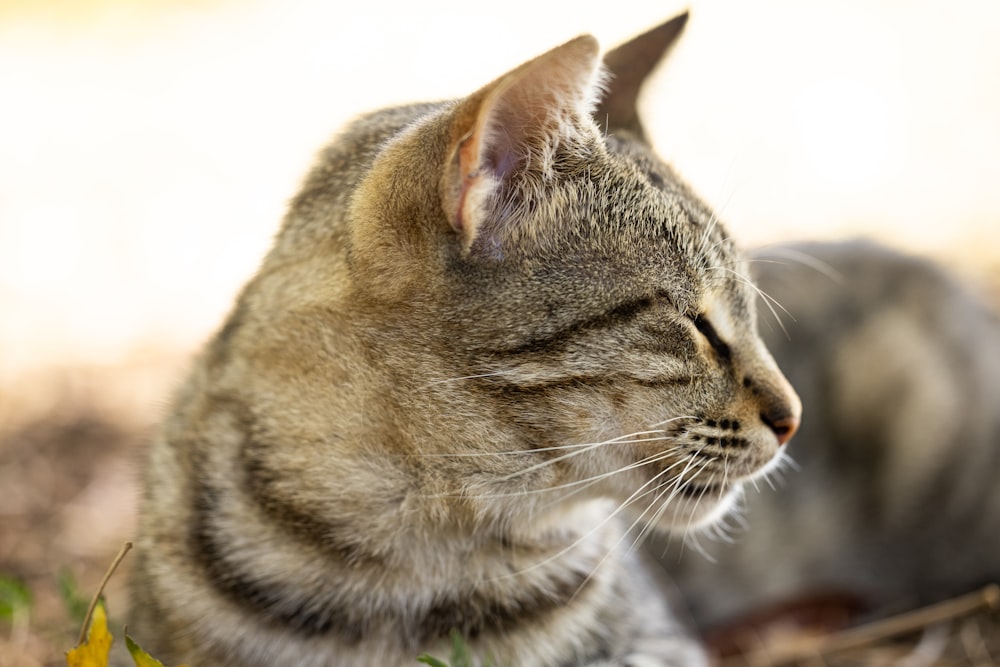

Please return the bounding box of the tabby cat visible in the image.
[660,240,1000,645]
[129,14,801,666]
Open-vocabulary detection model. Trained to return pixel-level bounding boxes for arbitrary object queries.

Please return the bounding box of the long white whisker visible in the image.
[633,451,717,558]
[489,416,696,481]
[710,265,792,339]
[431,446,687,502]
[420,417,700,502]
[420,370,517,387]
[681,458,718,535]
[566,454,716,599]
[413,433,671,459]
[538,446,687,505]
[491,431,675,483]
[665,455,716,559]
[649,414,698,428]
[629,465,691,550]
[755,246,846,284]
[490,454,699,583]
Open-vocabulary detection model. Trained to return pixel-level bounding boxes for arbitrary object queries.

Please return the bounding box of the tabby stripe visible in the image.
[239,434,381,566]
[501,296,654,356]
[189,457,598,648]
[189,479,365,642]
[476,373,691,395]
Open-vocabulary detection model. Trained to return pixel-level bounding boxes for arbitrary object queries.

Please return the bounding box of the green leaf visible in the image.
[416,655,451,667]
[0,574,32,620]
[448,629,473,667]
[58,568,90,627]
[416,631,488,667]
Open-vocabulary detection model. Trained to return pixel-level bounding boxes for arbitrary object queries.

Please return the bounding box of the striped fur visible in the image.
[129,14,800,666]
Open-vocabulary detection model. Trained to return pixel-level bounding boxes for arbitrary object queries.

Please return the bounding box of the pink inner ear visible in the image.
[444,34,600,247]
[452,100,523,235]
[452,132,481,235]
[486,130,519,184]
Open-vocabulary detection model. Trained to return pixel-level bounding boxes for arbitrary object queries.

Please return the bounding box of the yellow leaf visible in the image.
[66,598,112,667]
[125,632,189,667]
[125,633,165,667]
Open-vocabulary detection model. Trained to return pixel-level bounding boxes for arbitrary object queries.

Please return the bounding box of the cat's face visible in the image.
[425,140,800,532]
[335,29,799,534]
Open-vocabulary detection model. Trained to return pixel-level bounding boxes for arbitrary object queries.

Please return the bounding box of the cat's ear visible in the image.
[595,12,688,141]
[441,35,601,249]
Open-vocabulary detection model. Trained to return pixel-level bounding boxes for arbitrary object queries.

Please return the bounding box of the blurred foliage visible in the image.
[417,630,490,667]
[59,569,91,629]
[0,574,32,621]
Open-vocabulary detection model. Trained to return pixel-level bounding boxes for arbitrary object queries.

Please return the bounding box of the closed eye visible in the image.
[692,314,732,362]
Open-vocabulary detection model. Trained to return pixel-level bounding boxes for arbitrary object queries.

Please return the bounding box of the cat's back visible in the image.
[754,239,1000,486]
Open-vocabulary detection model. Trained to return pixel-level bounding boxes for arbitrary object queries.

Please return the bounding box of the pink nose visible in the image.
[762,411,799,446]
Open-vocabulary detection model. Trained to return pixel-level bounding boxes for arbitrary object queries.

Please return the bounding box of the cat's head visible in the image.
[289,14,800,533]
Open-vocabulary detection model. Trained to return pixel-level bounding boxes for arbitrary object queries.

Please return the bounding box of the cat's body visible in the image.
[661,240,1000,640]
[129,15,800,666]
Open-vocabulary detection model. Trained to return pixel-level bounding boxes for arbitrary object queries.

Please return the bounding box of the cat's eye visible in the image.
[691,314,731,362]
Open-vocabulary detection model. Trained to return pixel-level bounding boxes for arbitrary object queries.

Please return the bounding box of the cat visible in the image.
[658,240,1000,653]
[128,13,801,667]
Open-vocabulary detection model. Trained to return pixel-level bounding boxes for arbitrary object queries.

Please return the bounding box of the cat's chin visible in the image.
[686,483,744,528]
[640,482,744,534]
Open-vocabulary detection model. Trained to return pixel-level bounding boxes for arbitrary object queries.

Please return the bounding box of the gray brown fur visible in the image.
[660,240,1000,632]
[129,14,800,666]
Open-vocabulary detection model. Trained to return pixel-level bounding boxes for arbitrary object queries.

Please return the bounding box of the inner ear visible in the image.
[596,12,689,141]
[440,35,602,251]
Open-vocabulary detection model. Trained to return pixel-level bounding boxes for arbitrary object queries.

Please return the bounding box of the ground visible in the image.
[1,337,998,667]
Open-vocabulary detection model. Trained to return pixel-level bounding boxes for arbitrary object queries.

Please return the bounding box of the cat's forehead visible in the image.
[611,142,751,300]
[469,132,751,318]
[598,149,746,297]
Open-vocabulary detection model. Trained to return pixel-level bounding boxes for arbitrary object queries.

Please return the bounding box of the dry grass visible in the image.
[711,586,1000,667]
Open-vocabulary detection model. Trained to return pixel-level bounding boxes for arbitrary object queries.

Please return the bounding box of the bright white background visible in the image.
[3,0,999,381]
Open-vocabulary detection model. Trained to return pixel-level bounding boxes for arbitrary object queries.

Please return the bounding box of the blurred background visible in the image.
[1,0,999,664]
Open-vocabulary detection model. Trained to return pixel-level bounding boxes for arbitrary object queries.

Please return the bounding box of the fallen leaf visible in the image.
[126,630,189,667]
[125,633,166,667]
[66,598,112,667]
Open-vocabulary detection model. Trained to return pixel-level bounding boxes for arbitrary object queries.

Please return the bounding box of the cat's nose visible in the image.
[761,409,799,446]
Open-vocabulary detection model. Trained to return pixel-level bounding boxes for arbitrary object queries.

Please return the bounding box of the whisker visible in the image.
[710,265,794,339]
[411,433,669,459]
[758,449,799,491]
[537,446,686,506]
[755,245,846,284]
[649,414,699,428]
[633,450,716,557]
[681,458,719,536]
[585,477,686,587]
[420,370,517,387]
[427,445,686,502]
[491,432,675,483]
[566,454,715,600]
[489,416,698,482]
[419,416,701,503]
[628,468,690,550]
[490,453,700,584]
